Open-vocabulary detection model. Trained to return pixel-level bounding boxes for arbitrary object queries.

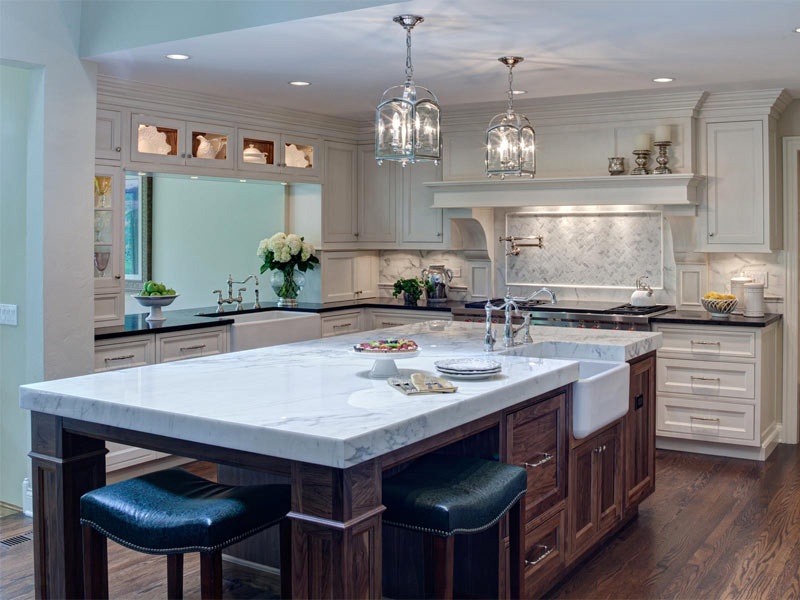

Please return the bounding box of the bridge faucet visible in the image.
[232,274,261,309]
[484,291,526,351]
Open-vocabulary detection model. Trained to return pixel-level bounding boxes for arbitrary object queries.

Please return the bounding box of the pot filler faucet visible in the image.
[213,274,260,313]
[484,287,557,352]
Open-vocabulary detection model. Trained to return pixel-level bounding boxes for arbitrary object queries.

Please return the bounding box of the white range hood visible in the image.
[425,173,703,211]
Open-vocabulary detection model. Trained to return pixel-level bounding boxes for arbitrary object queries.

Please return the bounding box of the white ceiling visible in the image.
[92,0,800,121]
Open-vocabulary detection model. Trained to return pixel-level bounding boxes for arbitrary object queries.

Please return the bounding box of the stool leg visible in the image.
[167,554,184,599]
[200,551,223,600]
[279,518,293,599]
[423,534,454,600]
[82,524,109,599]
[509,494,526,600]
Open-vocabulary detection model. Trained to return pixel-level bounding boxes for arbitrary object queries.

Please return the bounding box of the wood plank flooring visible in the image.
[2,447,800,599]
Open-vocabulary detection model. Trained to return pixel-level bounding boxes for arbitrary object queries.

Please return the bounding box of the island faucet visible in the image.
[484,291,526,351]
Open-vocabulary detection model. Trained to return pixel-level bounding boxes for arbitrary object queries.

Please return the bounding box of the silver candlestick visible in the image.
[653,141,672,174]
[631,149,652,175]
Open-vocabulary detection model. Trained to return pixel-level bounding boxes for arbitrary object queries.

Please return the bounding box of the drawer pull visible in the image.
[690,375,721,382]
[593,444,608,454]
[104,354,134,362]
[332,322,353,329]
[691,340,720,346]
[179,344,206,352]
[525,544,554,567]
[382,322,405,327]
[690,415,720,422]
[523,453,553,468]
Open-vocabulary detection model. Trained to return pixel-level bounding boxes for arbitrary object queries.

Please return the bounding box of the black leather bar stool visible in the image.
[80,467,291,599]
[383,454,527,599]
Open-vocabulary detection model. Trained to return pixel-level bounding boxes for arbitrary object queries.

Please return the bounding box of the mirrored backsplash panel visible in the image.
[505,210,664,289]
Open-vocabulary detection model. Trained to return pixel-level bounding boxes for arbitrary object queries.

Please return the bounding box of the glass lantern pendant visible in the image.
[376,15,441,167]
[486,56,535,179]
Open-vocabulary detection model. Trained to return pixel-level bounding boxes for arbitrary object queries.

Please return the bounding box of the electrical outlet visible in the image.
[0,304,17,326]
[452,268,462,278]
[747,271,768,287]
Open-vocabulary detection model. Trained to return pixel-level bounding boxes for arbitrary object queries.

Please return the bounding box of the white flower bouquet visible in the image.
[257,233,318,305]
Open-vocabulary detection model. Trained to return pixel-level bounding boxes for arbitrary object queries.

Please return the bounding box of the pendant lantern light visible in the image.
[375,15,441,166]
[486,56,535,178]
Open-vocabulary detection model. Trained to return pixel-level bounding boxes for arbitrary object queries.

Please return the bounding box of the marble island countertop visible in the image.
[21,322,661,469]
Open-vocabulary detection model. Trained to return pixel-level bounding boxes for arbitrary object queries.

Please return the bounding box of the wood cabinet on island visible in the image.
[20,322,660,599]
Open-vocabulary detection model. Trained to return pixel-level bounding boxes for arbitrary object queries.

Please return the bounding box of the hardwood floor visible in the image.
[2,448,800,599]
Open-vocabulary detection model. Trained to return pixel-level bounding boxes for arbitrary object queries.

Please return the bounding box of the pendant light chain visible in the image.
[506,63,515,114]
[405,26,414,82]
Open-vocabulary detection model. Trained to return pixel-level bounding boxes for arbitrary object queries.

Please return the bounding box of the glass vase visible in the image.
[270,269,305,307]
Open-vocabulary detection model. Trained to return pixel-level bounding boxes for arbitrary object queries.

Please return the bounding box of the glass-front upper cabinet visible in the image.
[237,128,282,173]
[130,114,185,165]
[186,121,235,169]
[94,166,125,326]
[281,135,320,177]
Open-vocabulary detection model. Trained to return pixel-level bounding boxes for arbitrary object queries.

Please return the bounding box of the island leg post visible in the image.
[288,460,384,599]
[29,412,107,599]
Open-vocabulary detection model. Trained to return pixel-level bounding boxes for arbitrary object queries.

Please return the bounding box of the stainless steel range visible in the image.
[452,300,672,331]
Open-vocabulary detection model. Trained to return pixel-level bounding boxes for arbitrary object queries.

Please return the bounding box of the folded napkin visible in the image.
[388,373,458,395]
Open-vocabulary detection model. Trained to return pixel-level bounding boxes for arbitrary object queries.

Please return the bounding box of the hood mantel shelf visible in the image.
[426,173,704,210]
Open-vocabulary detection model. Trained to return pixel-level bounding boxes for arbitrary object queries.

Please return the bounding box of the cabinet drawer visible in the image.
[524,509,566,599]
[157,328,227,363]
[655,326,756,359]
[320,311,361,337]
[657,358,755,400]
[369,310,451,330]
[95,336,155,372]
[657,394,756,443]
[507,393,567,522]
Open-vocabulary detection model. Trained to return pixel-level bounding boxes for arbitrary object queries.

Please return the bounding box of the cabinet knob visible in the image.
[709,232,715,237]
[436,232,442,237]
[354,232,359,237]
[115,146,121,152]
[114,275,121,279]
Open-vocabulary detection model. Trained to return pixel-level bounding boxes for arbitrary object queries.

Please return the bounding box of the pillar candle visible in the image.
[634,133,652,150]
[655,125,672,143]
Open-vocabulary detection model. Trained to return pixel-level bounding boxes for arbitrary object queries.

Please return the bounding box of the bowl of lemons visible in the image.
[701,292,738,319]
[134,281,178,321]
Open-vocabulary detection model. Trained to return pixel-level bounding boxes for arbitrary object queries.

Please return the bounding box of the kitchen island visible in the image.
[20,321,661,599]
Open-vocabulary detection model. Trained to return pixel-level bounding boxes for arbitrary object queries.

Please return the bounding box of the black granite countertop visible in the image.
[96,298,465,339]
[650,310,782,327]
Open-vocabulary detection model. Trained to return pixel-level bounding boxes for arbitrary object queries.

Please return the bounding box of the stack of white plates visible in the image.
[434,358,502,380]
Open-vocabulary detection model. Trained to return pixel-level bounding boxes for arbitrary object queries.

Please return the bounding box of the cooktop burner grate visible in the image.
[607,304,671,315]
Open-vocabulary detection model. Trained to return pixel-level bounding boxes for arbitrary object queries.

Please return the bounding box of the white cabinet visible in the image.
[322,141,359,242]
[320,251,378,302]
[652,322,782,460]
[95,109,122,162]
[442,130,486,181]
[358,144,398,242]
[366,308,452,330]
[237,127,282,174]
[401,159,443,244]
[156,327,228,363]
[281,134,320,178]
[698,114,781,252]
[93,165,125,327]
[130,113,186,165]
[320,310,363,337]
[185,121,235,170]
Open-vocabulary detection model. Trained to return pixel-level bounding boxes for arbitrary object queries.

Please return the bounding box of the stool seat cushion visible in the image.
[382,455,527,537]
[80,468,289,554]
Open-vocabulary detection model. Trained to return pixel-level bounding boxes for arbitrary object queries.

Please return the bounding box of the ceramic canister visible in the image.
[743,282,766,317]
[730,273,753,314]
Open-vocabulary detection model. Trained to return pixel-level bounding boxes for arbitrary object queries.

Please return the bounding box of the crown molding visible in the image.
[698,88,793,120]
[96,75,362,139]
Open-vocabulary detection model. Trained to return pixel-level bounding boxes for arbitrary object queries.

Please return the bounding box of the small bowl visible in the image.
[133,294,179,322]
[700,297,738,319]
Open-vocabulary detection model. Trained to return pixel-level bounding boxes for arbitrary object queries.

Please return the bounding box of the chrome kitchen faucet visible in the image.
[484,287,556,351]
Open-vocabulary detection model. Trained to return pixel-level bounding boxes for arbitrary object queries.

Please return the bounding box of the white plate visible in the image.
[434,358,501,373]
[436,367,501,375]
[437,370,502,380]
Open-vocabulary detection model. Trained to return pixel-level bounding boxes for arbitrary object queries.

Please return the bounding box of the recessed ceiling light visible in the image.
[137,171,147,176]
[652,77,674,83]
[280,182,288,186]
[794,27,800,33]
[288,81,311,86]
[165,53,191,60]
[239,179,247,183]
[190,176,199,180]
[511,90,527,95]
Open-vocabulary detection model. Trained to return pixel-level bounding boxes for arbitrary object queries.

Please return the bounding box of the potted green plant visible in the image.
[392,277,432,305]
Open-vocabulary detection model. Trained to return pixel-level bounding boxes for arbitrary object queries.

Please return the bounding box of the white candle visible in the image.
[634,133,652,151]
[655,125,672,143]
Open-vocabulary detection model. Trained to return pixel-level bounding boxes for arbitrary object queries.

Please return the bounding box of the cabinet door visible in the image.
[354,253,378,299]
[281,134,320,178]
[96,109,122,161]
[523,510,566,600]
[94,166,124,326]
[595,422,623,534]
[358,144,398,242]
[706,120,764,246]
[568,437,597,558]
[237,127,282,173]
[185,121,235,169]
[626,356,656,508]
[402,160,443,244]
[321,252,356,302]
[131,114,186,165]
[442,131,486,181]
[322,142,359,242]
[506,393,567,523]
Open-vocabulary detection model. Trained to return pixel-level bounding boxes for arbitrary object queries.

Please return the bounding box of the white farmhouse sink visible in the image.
[572,361,630,439]
[222,311,321,352]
